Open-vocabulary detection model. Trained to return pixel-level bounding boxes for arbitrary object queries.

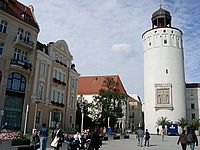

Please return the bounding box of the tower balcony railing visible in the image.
[10,58,32,71]
[14,35,34,50]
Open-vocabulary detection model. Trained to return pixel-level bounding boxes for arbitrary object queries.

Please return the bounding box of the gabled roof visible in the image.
[78,75,127,95]
[1,0,39,30]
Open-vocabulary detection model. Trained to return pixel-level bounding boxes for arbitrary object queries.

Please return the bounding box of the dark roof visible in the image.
[1,0,39,30]
[186,83,200,88]
[36,41,49,55]
[152,7,171,18]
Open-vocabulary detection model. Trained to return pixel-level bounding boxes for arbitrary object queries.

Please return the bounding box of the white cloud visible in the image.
[19,0,200,99]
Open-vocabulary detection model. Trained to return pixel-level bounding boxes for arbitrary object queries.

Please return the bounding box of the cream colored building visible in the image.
[186,83,200,121]
[30,40,79,132]
[0,0,39,130]
[128,94,143,131]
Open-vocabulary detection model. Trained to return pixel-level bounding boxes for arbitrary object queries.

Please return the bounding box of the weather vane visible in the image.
[160,0,163,8]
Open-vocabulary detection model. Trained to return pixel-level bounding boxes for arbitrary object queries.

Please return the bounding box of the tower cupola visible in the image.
[151,5,171,28]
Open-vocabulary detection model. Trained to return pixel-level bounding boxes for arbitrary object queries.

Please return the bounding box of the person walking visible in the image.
[51,122,64,150]
[161,128,165,141]
[88,129,101,150]
[177,130,187,150]
[157,128,160,135]
[187,128,198,150]
[39,123,48,150]
[144,129,150,147]
[136,127,144,147]
[30,129,40,150]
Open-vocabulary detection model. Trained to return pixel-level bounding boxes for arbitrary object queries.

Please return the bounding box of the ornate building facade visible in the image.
[0,0,39,130]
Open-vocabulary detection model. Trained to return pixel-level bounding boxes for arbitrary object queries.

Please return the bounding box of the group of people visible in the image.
[136,128,150,147]
[177,128,198,150]
[30,121,64,150]
[136,127,199,150]
[30,122,102,150]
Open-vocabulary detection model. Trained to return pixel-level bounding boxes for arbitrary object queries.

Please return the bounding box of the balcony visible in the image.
[14,35,34,50]
[10,59,32,71]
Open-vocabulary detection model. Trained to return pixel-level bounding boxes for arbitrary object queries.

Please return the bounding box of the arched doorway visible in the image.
[2,72,26,129]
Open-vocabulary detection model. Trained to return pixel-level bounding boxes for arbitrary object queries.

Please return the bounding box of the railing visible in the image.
[10,59,32,71]
[15,35,34,48]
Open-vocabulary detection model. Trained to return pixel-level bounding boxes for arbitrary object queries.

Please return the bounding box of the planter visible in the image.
[113,135,120,140]
[11,139,30,146]
[124,135,130,139]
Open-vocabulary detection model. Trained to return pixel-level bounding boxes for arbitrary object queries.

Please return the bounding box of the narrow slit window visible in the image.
[164,40,167,44]
[166,69,168,74]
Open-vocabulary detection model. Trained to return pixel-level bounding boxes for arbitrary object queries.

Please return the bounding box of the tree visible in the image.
[76,96,94,131]
[189,119,200,130]
[156,116,170,129]
[177,117,188,131]
[91,77,127,128]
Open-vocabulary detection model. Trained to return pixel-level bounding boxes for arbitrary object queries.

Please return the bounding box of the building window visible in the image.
[0,20,7,33]
[14,48,21,60]
[39,84,44,100]
[166,69,168,74]
[60,93,64,103]
[0,42,4,55]
[54,53,58,60]
[52,90,56,101]
[21,51,28,62]
[70,96,74,108]
[191,103,195,109]
[63,74,66,83]
[69,116,72,124]
[40,62,46,77]
[6,72,26,92]
[164,39,167,44]
[24,31,30,43]
[58,72,62,81]
[17,28,24,40]
[36,110,41,124]
[72,78,75,89]
[192,113,195,120]
[0,1,7,9]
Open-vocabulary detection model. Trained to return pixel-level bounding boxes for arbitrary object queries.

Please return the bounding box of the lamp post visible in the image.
[79,95,84,134]
[33,99,40,129]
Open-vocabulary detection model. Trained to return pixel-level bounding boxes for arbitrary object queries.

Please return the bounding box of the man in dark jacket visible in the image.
[52,122,64,150]
[187,127,198,150]
[89,129,101,150]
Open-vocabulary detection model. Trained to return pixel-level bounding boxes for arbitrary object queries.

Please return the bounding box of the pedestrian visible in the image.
[30,129,40,150]
[39,123,48,150]
[177,130,187,150]
[157,128,159,135]
[74,131,81,149]
[187,128,198,150]
[161,128,165,141]
[88,129,101,150]
[136,127,144,147]
[51,121,64,150]
[144,129,150,147]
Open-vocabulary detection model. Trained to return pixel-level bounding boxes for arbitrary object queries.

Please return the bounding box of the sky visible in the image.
[20,0,200,99]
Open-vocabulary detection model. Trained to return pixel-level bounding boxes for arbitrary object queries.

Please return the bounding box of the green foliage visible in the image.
[91,77,127,128]
[156,116,170,129]
[177,117,188,130]
[189,119,200,130]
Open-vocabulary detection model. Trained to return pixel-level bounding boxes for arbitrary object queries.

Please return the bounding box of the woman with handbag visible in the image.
[51,122,64,150]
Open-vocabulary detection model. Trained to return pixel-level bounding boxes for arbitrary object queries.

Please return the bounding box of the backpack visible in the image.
[187,133,193,143]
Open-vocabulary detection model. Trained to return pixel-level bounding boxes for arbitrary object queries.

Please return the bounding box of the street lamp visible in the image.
[33,98,40,129]
[79,95,84,134]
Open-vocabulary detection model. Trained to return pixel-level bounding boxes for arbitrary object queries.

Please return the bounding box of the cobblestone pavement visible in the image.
[99,134,200,150]
[1,134,200,150]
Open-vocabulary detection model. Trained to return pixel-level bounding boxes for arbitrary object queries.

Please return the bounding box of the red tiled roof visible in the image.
[186,83,200,88]
[78,75,127,95]
[1,0,39,30]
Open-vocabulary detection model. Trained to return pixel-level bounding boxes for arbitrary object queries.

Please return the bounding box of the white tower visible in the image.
[143,6,186,133]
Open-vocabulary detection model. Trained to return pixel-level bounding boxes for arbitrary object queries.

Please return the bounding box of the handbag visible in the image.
[51,129,60,148]
[51,136,60,148]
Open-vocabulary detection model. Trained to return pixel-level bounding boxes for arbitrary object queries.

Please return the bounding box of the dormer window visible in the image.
[21,13,31,21]
[0,0,7,9]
